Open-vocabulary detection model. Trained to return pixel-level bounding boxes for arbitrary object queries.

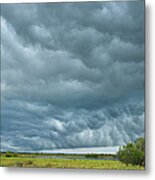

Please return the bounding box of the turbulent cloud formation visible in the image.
[1,1,144,152]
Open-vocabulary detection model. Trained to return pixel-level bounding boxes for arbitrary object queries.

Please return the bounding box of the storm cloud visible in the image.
[1,1,144,152]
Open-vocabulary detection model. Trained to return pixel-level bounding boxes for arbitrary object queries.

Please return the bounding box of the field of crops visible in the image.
[0,153,144,170]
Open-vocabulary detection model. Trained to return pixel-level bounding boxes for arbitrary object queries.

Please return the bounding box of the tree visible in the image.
[135,137,145,152]
[117,137,145,166]
[5,151,12,158]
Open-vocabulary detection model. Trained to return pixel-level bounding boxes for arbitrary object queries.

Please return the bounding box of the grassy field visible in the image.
[0,153,144,170]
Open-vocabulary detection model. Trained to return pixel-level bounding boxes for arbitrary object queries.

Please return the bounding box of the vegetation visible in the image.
[0,156,144,170]
[4,151,19,158]
[117,137,145,166]
[0,137,145,170]
[85,153,115,158]
[0,151,143,169]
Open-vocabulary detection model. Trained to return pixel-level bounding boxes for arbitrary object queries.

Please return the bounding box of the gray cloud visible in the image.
[1,98,144,151]
[1,1,144,152]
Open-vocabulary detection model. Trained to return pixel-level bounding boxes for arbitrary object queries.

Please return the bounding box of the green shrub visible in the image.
[25,160,33,165]
[13,152,18,157]
[45,163,52,168]
[15,162,23,167]
[5,152,12,158]
[85,154,98,158]
[117,137,145,166]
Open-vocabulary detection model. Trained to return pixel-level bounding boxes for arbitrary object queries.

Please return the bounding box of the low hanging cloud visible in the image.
[1,1,144,152]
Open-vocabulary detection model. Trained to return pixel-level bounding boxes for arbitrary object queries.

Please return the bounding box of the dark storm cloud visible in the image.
[1,98,144,151]
[1,1,144,151]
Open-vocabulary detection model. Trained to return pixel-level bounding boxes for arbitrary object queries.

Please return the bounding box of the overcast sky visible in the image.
[1,1,144,152]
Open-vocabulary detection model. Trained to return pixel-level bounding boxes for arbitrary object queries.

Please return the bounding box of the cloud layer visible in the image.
[1,1,144,152]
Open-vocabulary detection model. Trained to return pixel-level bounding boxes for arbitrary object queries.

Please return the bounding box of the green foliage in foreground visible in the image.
[117,137,145,166]
[0,156,144,170]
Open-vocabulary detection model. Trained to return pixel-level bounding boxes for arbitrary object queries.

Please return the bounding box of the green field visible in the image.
[0,153,144,170]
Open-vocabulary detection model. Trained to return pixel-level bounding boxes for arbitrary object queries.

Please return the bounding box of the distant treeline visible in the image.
[85,154,116,158]
[1,151,116,158]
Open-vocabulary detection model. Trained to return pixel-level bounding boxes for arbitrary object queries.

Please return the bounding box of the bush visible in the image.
[85,154,98,158]
[15,162,23,167]
[46,163,52,168]
[25,160,33,165]
[117,137,145,166]
[13,152,18,157]
[5,152,12,158]
[5,152,19,158]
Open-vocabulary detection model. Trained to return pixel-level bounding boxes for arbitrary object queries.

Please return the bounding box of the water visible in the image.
[36,155,118,161]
